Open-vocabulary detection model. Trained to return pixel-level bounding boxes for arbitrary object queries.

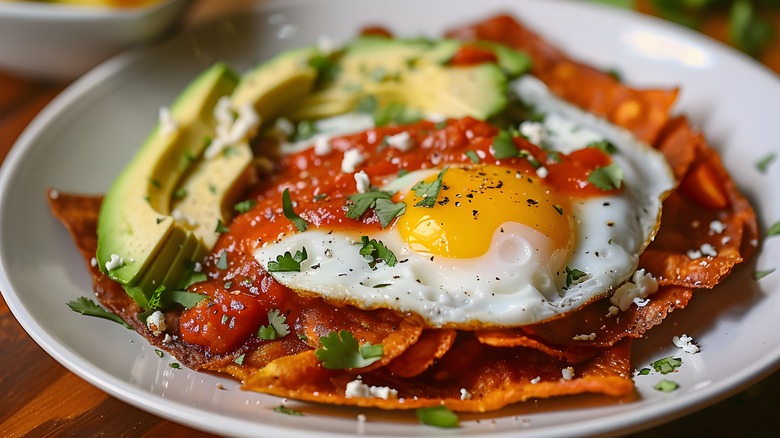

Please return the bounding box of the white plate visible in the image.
[1,0,779,436]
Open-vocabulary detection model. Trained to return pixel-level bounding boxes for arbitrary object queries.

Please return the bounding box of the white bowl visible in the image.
[0,0,191,81]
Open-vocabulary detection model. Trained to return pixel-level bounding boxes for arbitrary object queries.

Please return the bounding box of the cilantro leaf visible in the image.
[754,268,776,280]
[234,354,246,366]
[492,129,519,159]
[768,221,780,237]
[315,330,383,369]
[654,379,680,392]
[346,190,405,228]
[166,290,209,309]
[465,150,481,163]
[274,405,304,416]
[147,285,165,310]
[234,199,257,214]
[587,139,618,154]
[216,251,229,270]
[730,0,774,57]
[637,367,651,376]
[373,102,422,127]
[282,188,308,232]
[411,167,448,208]
[416,406,459,428]
[215,219,229,234]
[67,297,130,328]
[257,309,291,340]
[650,356,682,375]
[294,120,317,141]
[267,248,308,272]
[756,152,776,173]
[587,163,624,190]
[565,267,587,288]
[359,236,398,268]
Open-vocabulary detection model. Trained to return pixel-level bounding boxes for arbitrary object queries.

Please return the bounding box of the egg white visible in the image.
[253,76,676,328]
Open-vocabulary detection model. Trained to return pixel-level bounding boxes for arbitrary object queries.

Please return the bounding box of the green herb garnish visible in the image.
[234,199,257,214]
[756,152,776,173]
[587,163,624,190]
[67,297,131,328]
[767,221,780,237]
[465,150,481,163]
[416,406,459,428]
[754,268,776,280]
[274,405,304,416]
[359,236,398,268]
[282,188,308,232]
[216,251,229,270]
[588,139,618,154]
[492,129,519,159]
[411,167,448,208]
[267,248,308,272]
[215,219,230,234]
[650,356,683,375]
[654,379,680,392]
[565,266,587,288]
[315,330,383,369]
[257,309,291,340]
[346,190,406,228]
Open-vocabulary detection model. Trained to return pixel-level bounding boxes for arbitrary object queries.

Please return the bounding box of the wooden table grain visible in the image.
[1,2,779,437]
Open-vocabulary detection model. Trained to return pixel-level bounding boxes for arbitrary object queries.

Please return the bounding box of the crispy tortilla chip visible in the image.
[386,329,457,378]
[446,14,678,144]
[244,333,634,412]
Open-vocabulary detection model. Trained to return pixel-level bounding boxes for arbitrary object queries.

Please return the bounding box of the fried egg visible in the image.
[253,76,676,328]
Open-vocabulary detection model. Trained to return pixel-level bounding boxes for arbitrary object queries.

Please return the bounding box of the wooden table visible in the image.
[1,2,779,436]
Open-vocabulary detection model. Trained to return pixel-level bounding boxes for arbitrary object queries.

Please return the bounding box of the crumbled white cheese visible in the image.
[193,262,203,272]
[572,333,597,341]
[721,236,732,245]
[610,269,658,311]
[535,166,549,178]
[530,376,541,384]
[273,117,295,138]
[459,388,472,400]
[687,243,718,259]
[519,121,547,145]
[163,333,173,345]
[709,220,726,235]
[171,209,197,228]
[608,305,620,316]
[49,189,59,200]
[345,379,398,400]
[313,134,333,156]
[158,106,178,135]
[356,414,367,423]
[633,297,651,307]
[105,254,124,271]
[354,170,370,193]
[561,367,575,381]
[673,334,700,354]
[146,310,166,336]
[205,97,261,159]
[90,257,98,268]
[385,131,414,152]
[341,149,365,173]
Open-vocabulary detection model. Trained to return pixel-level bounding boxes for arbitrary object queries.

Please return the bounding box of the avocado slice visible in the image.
[96,63,239,305]
[280,37,517,122]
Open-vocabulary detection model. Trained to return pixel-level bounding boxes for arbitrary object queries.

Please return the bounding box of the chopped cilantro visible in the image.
[166,290,209,309]
[588,139,618,154]
[587,163,624,190]
[346,190,406,228]
[257,309,291,340]
[553,204,564,215]
[637,367,651,376]
[730,0,774,57]
[650,356,682,375]
[654,379,679,392]
[154,349,164,358]
[309,53,341,87]
[215,219,230,234]
[416,406,459,428]
[359,236,398,268]
[216,251,229,270]
[234,354,246,366]
[565,267,587,288]
[294,120,317,141]
[492,130,519,159]
[274,405,304,416]
[373,102,422,127]
[282,188,308,232]
[315,330,383,369]
[234,199,257,214]
[147,285,165,310]
[754,268,776,280]
[465,150,481,163]
[767,221,780,237]
[756,152,776,173]
[169,362,181,369]
[411,167,448,208]
[267,248,308,272]
[355,94,378,114]
[67,297,130,328]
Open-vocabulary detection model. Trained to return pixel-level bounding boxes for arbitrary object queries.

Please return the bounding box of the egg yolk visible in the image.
[397,165,572,258]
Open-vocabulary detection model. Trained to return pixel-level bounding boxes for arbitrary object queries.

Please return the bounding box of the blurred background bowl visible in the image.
[0,0,191,82]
